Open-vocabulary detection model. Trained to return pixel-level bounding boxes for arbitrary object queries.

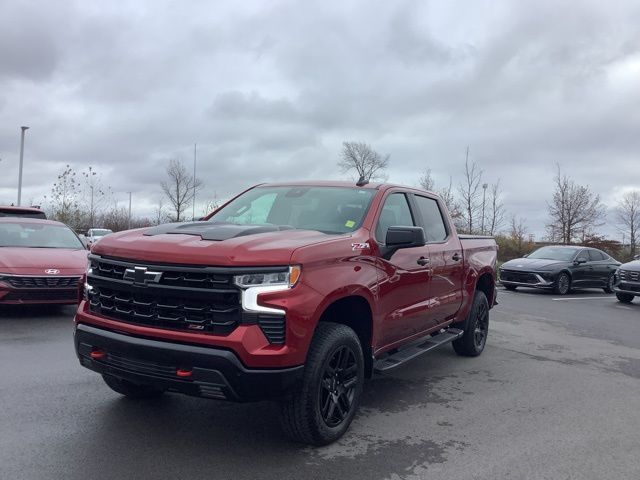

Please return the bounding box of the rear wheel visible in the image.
[453,291,489,357]
[616,292,634,304]
[603,273,615,294]
[102,375,165,399]
[554,272,571,295]
[280,322,364,445]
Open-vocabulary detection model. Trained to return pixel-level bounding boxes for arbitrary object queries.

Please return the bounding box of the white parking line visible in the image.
[551,297,611,301]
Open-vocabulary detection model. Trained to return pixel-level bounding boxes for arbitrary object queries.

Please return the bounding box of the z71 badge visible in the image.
[351,242,370,251]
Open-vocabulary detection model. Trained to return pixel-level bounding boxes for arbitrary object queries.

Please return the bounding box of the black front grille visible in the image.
[87,256,247,335]
[618,270,640,282]
[500,270,538,284]
[4,289,77,301]
[5,276,80,288]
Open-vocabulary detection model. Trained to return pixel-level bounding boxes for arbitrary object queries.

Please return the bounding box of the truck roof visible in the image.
[257,180,433,195]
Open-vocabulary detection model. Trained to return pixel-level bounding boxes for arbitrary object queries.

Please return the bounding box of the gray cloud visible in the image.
[1,0,639,238]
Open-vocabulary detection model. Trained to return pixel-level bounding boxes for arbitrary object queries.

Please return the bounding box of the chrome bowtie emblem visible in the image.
[44,269,60,275]
[123,266,162,285]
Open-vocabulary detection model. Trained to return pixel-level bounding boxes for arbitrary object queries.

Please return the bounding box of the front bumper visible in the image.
[499,271,555,290]
[75,323,304,402]
[0,286,78,304]
[613,281,640,297]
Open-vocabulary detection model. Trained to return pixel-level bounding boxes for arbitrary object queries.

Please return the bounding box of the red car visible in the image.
[0,218,88,304]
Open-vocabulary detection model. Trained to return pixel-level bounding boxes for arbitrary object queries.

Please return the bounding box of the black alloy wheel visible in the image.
[319,345,358,428]
[555,272,571,295]
[473,300,489,351]
[603,273,615,294]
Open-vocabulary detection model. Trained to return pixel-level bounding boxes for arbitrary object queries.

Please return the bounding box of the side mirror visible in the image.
[523,254,529,258]
[574,258,587,265]
[383,226,426,258]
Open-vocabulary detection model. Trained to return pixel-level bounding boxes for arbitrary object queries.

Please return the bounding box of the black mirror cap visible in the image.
[385,226,426,249]
[574,258,587,265]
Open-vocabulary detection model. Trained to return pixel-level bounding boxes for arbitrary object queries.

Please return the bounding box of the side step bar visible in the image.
[373,328,464,373]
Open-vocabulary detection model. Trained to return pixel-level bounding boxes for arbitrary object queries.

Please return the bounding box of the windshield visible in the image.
[0,222,84,249]
[209,186,375,234]
[527,246,579,261]
[90,229,112,237]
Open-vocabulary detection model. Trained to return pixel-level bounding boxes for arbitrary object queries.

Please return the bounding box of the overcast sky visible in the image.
[1,0,639,238]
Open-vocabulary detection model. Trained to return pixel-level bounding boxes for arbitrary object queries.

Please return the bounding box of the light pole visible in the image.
[192,143,197,221]
[127,192,132,230]
[481,183,488,235]
[18,126,29,206]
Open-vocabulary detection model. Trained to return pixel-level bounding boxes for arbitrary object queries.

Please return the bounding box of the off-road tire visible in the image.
[102,375,165,399]
[616,292,634,304]
[554,272,571,295]
[280,322,364,446]
[452,291,489,357]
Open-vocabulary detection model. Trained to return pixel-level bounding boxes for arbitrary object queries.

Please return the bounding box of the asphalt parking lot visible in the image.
[1,288,639,480]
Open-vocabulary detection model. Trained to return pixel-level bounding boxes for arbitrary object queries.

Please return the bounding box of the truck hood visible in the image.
[501,257,567,271]
[92,222,342,266]
[0,247,88,275]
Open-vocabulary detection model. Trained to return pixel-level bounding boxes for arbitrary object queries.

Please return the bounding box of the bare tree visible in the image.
[616,190,640,258]
[46,164,83,228]
[546,164,605,244]
[418,169,435,191]
[457,148,483,234]
[338,141,389,182]
[161,159,203,222]
[81,166,112,228]
[487,180,505,235]
[509,215,528,254]
[153,198,169,226]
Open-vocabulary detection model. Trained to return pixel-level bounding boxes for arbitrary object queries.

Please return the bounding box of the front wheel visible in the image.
[453,290,489,357]
[554,272,571,295]
[603,273,615,294]
[616,292,634,304]
[280,322,364,445]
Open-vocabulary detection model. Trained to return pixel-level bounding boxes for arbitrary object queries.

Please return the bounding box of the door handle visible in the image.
[417,256,430,266]
[452,252,461,262]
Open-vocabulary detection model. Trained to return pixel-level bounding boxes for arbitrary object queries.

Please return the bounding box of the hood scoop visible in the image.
[143,221,294,241]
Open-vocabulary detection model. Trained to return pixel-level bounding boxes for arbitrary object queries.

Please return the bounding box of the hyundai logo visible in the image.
[44,269,60,275]
[123,266,163,285]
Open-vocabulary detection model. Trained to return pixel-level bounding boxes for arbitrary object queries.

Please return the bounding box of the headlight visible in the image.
[234,266,301,289]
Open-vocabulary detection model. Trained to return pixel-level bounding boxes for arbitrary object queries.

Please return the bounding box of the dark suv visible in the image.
[614,258,640,303]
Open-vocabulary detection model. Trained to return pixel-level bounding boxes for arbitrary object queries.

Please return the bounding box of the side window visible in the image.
[413,195,448,242]
[375,193,414,243]
[576,250,589,262]
[588,250,605,261]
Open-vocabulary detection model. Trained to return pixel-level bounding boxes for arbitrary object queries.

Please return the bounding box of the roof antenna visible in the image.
[356,175,369,187]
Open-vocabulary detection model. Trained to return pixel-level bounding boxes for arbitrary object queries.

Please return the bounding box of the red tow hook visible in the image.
[90,349,106,360]
[176,368,193,378]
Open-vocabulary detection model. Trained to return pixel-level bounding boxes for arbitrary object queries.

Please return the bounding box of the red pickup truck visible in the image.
[75,181,497,445]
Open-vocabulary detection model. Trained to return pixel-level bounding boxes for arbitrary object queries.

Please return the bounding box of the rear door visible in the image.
[374,192,432,347]
[411,194,464,327]
[571,249,591,286]
[587,249,613,286]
